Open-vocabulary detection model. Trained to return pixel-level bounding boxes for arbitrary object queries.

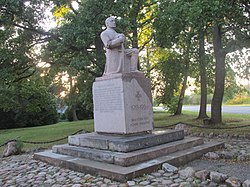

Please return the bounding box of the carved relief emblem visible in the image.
[135,91,142,101]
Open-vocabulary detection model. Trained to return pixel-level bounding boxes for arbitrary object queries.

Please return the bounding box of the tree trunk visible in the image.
[69,75,78,121]
[132,15,139,49]
[174,69,188,115]
[145,46,151,78]
[197,31,209,119]
[72,104,78,121]
[210,24,226,124]
[174,34,191,115]
[95,36,105,74]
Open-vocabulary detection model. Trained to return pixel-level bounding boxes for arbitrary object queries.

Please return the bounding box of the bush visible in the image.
[225,95,250,105]
[0,79,58,129]
[0,110,16,129]
[0,105,58,129]
[183,94,213,105]
[66,105,93,121]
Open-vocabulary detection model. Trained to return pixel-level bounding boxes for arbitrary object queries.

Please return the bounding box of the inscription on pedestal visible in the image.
[94,83,122,112]
[130,117,150,127]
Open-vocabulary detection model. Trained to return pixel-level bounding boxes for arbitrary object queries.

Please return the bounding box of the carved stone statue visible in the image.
[100,17,139,75]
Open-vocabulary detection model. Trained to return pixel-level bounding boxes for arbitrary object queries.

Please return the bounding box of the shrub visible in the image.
[66,105,93,121]
[0,80,58,129]
[226,95,250,105]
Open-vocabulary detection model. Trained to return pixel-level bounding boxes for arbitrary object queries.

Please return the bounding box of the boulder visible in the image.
[162,163,178,173]
[210,171,228,183]
[243,180,250,187]
[179,167,195,178]
[204,152,220,159]
[194,170,210,181]
[225,177,241,187]
[3,141,20,157]
[175,123,189,135]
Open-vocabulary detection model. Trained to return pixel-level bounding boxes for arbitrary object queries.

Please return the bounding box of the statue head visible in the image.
[105,16,116,28]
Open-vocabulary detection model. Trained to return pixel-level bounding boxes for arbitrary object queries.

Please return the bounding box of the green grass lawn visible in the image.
[1,111,249,153]
[0,120,94,153]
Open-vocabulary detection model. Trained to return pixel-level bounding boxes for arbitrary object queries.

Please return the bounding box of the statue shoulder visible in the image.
[101,29,110,37]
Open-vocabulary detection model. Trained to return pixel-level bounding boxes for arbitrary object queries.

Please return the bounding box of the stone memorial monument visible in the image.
[34,17,224,182]
[93,16,153,134]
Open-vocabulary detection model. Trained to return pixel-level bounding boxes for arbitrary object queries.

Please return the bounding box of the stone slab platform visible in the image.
[34,141,224,182]
[54,137,203,166]
[68,129,184,152]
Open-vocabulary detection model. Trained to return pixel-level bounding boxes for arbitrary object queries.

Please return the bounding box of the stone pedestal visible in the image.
[93,73,153,134]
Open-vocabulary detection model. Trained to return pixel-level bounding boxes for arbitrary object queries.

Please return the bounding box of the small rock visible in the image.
[174,178,183,183]
[163,172,174,177]
[119,184,129,187]
[162,180,173,185]
[175,123,189,135]
[200,181,209,185]
[243,179,250,187]
[209,132,214,138]
[72,184,82,187]
[151,182,159,185]
[139,181,150,185]
[179,167,195,178]
[223,133,229,138]
[100,184,108,187]
[170,183,179,187]
[96,181,104,186]
[146,175,155,180]
[225,177,241,187]
[219,151,234,159]
[151,172,162,177]
[158,169,165,174]
[51,184,61,187]
[162,163,178,173]
[194,170,210,180]
[127,181,135,186]
[186,177,193,182]
[240,150,247,154]
[104,178,111,184]
[210,171,228,183]
[237,154,250,161]
[204,152,220,159]
[179,182,191,187]
[170,174,179,179]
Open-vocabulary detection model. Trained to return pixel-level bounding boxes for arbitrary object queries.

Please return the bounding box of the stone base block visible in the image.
[54,137,203,166]
[68,129,184,152]
[34,141,224,182]
[93,73,153,134]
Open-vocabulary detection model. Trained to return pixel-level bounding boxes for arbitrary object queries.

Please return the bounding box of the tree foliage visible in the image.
[0,0,249,128]
[155,0,250,123]
[0,0,58,128]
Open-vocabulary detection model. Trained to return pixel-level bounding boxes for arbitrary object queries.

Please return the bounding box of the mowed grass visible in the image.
[154,110,250,137]
[0,111,249,153]
[0,120,94,153]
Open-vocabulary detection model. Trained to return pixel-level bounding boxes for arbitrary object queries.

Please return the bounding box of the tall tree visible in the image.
[155,0,250,123]
[209,0,250,124]
[197,30,209,119]
[155,0,196,115]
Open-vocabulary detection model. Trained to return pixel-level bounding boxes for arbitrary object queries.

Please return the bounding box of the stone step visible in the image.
[34,141,224,182]
[53,137,204,166]
[68,129,184,152]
